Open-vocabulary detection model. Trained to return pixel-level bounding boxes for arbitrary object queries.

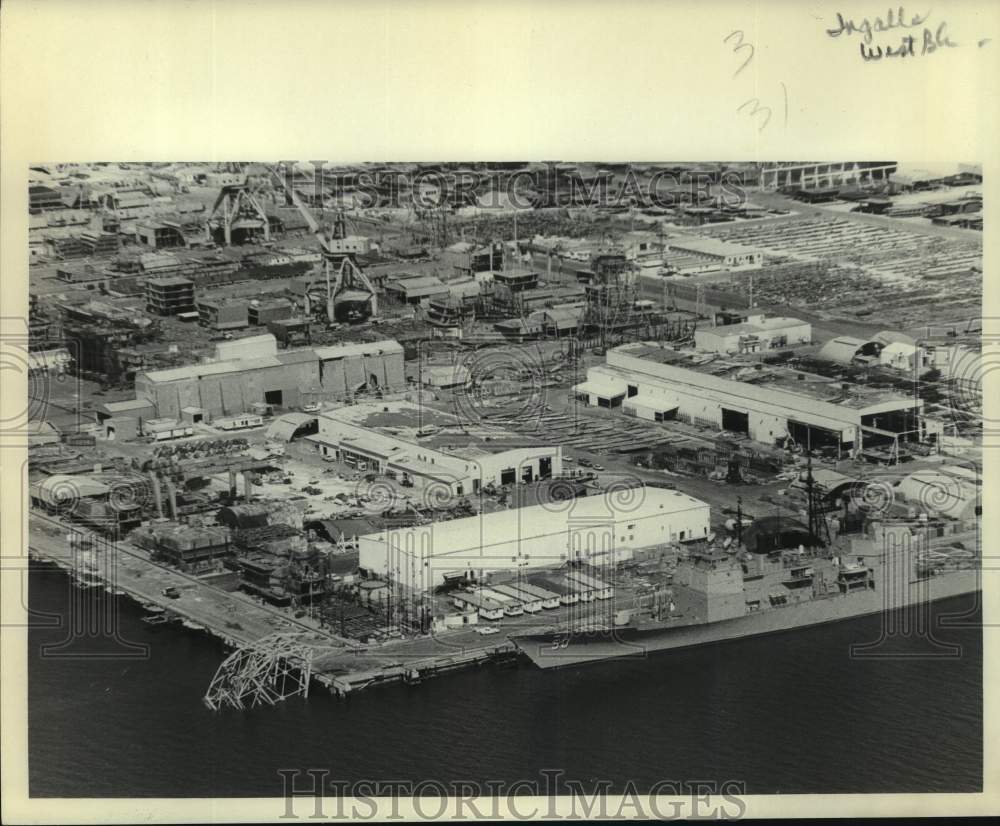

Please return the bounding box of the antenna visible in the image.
[805,451,831,548]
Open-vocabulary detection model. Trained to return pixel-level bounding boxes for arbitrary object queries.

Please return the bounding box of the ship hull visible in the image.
[512,571,980,668]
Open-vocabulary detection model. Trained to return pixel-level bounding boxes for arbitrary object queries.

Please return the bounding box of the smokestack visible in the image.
[228,469,238,498]
[243,471,252,500]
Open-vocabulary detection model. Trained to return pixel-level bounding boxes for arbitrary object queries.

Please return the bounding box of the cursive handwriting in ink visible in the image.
[826,7,931,43]
[859,21,958,60]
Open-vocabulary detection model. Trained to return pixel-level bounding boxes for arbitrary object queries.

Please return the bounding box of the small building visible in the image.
[103,416,139,441]
[665,237,762,269]
[144,418,194,441]
[694,315,811,355]
[384,275,449,305]
[146,276,195,316]
[505,581,561,609]
[490,583,542,612]
[451,590,505,620]
[267,317,311,348]
[198,298,250,330]
[180,406,209,425]
[56,262,108,284]
[572,375,628,408]
[565,569,614,599]
[493,269,540,293]
[248,298,294,326]
[95,398,157,432]
[215,413,265,431]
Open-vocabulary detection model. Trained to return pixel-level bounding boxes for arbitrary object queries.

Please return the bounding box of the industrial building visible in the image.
[759,161,897,190]
[817,331,927,372]
[146,275,196,316]
[574,342,928,457]
[384,275,450,305]
[664,237,762,270]
[248,298,295,326]
[197,298,250,330]
[131,337,405,421]
[694,315,811,355]
[307,413,561,495]
[358,486,710,592]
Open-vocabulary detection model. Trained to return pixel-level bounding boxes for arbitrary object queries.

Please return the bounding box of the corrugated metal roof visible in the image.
[817,336,865,365]
[265,413,318,441]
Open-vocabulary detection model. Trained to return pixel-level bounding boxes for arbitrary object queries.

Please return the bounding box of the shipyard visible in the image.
[23,160,983,708]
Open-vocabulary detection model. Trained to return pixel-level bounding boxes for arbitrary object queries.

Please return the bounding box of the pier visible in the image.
[28,512,523,705]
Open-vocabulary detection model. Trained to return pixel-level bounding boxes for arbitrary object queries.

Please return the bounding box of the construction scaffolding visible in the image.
[203,632,314,711]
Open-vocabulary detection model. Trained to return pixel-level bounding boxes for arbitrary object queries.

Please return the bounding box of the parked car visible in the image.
[476,626,500,636]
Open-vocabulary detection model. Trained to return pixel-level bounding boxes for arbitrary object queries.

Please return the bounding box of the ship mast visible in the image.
[805,451,831,548]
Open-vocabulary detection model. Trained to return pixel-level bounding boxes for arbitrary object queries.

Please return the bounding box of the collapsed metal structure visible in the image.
[203,632,314,711]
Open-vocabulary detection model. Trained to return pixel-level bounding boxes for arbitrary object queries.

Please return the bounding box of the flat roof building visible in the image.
[133,338,405,420]
[694,315,811,355]
[197,297,250,330]
[665,237,762,269]
[146,276,195,316]
[307,411,561,495]
[359,485,711,592]
[577,342,926,456]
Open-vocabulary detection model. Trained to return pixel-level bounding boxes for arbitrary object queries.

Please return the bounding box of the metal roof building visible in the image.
[132,339,405,420]
[580,342,926,457]
[358,486,710,592]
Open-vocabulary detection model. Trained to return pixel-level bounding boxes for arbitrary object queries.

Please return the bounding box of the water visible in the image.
[28,561,981,797]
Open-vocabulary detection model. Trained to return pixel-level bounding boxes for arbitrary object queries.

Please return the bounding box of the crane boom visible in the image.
[268,164,322,237]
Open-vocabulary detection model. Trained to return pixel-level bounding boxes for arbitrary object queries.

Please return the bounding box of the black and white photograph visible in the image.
[1,2,997,822]
[20,159,985,799]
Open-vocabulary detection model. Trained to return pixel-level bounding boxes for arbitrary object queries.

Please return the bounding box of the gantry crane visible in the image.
[268,165,378,324]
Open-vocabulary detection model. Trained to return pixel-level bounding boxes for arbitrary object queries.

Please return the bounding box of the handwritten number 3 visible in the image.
[724,30,754,76]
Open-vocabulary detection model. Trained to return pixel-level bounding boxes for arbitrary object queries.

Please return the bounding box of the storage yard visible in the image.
[25,161,983,707]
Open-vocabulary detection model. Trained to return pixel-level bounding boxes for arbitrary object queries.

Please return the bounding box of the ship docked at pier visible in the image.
[512,499,980,669]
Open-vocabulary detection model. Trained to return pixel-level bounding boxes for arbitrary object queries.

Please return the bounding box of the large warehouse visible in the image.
[358,486,711,592]
[574,343,928,457]
[307,414,562,496]
[133,336,405,419]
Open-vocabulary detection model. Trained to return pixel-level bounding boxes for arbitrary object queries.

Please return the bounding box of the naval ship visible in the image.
[511,477,980,669]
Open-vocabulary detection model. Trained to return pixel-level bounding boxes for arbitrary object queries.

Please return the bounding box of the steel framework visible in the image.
[203,632,314,711]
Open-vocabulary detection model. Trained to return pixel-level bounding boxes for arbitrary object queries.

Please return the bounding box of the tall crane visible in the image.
[268,165,378,324]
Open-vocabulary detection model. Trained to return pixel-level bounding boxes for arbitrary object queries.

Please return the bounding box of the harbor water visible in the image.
[28,561,981,797]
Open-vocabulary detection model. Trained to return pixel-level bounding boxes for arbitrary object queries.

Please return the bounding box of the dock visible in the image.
[29,511,524,705]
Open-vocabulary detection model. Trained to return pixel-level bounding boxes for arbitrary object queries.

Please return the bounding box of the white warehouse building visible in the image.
[358,486,711,593]
[694,315,811,355]
[307,413,562,496]
[574,343,927,457]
